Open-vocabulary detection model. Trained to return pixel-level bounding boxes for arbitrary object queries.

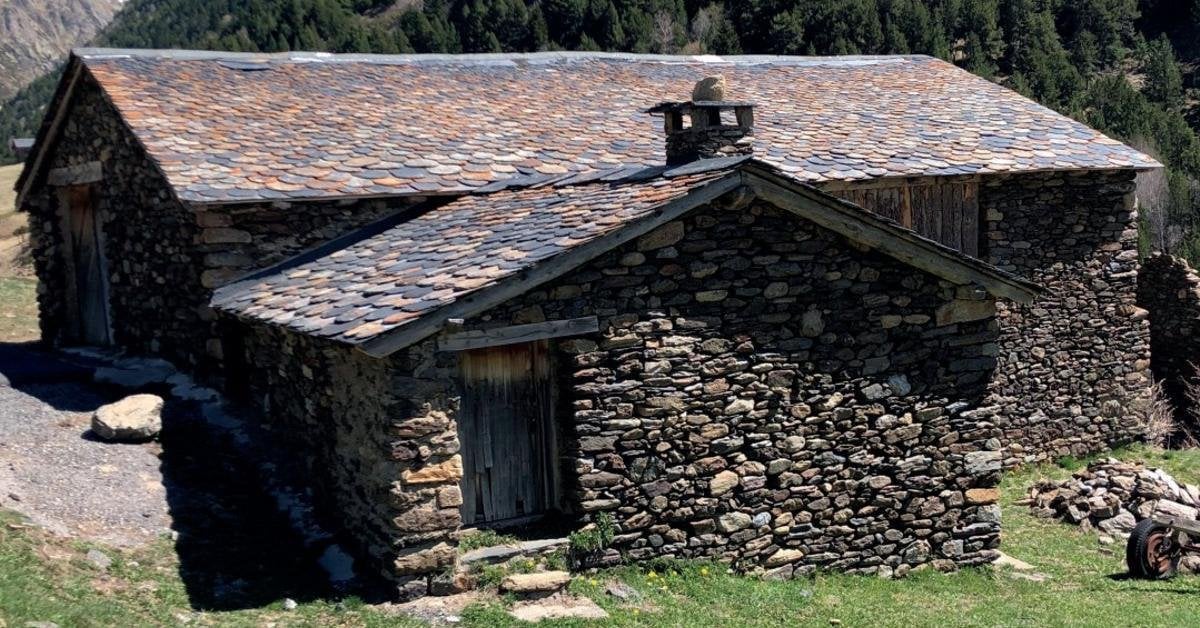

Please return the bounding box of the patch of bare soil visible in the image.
[384,590,491,625]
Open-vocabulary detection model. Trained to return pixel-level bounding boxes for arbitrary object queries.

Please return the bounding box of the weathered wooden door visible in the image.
[61,185,111,345]
[458,340,557,525]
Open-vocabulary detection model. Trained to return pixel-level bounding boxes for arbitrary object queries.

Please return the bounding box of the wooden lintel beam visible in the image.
[47,161,102,186]
[437,316,599,352]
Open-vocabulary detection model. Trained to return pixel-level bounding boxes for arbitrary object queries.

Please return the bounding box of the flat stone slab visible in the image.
[501,571,571,593]
[459,537,569,566]
[993,551,1035,571]
[459,544,523,565]
[389,590,486,624]
[509,595,609,623]
[518,537,569,553]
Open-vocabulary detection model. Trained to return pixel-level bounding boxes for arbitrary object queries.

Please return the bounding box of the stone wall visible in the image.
[462,196,1005,579]
[231,193,1008,596]
[23,73,420,377]
[1137,253,1200,436]
[980,170,1149,467]
[193,196,419,377]
[192,197,420,292]
[235,322,464,597]
[23,75,205,367]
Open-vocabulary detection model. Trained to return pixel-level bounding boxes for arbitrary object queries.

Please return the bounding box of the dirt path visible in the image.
[0,379,173,546]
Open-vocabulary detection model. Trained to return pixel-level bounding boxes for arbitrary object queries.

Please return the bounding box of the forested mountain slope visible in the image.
[3,0,1200,255]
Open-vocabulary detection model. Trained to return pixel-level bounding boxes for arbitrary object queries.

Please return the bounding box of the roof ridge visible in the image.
[72,47,931,67]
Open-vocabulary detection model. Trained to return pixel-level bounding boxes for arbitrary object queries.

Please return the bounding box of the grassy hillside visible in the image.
[0,163,37,342]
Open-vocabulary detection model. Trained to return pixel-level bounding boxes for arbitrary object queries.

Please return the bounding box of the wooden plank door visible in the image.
[61,185,111,345]
[457,340,557,525]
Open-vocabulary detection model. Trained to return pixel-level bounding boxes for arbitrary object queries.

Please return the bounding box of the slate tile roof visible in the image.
[212,157,1040,350]
[210,161,739,344]
[68,49,1158,204]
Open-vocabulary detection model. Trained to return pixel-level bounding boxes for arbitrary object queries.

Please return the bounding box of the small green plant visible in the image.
[474,563,508,589]
[569,511,616,554]
[544,549,568,571]
[508,557,538,574]
[457,529,517,553]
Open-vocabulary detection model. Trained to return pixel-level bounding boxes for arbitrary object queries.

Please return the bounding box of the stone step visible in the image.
[458,537,569,567]
[500,571,572,594]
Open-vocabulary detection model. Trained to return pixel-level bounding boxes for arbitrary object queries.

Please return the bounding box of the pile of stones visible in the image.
[1026,458,1200,539]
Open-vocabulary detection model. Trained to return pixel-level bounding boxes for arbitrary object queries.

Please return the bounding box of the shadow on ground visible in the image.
[157,402,341,610]
[0,340,370,611]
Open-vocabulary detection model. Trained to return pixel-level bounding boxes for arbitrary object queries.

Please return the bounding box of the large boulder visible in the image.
[91,394,163,441]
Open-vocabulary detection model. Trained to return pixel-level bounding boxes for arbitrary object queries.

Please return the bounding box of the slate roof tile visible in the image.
[211,164,736,343]
[66,49,1158,204]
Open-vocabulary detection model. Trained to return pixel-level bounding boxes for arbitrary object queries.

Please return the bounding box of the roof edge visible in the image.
[73,47,930,67]
[213,159,1040,358]
[14,55,84,204]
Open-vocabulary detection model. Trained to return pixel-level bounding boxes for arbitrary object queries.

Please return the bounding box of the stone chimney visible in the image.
[649,75,755,166]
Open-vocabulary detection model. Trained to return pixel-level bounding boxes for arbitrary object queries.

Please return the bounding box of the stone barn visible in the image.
[208,142,1038,592]
[12,49,1157,592]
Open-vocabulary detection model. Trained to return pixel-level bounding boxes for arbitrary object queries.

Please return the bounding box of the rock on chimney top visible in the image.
[692,75,727,102]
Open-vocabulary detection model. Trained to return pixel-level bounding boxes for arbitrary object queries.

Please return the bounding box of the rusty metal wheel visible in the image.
[1126,519,1180,580]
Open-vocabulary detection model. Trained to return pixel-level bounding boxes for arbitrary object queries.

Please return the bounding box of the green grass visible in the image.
[3,446,1199,627]
[0,509,425,628]
[0,275,38,341]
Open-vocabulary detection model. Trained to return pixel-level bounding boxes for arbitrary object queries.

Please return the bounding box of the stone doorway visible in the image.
[457,340,559,525]
[59,185,112,345]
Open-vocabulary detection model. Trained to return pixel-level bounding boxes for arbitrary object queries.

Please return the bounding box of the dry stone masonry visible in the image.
[24,76,421,378]
[1027,458,1199,540]
[474,200,1006,581]
[1138,253,1200,439]
[222,192,1013,596]
[981,170,1149,467]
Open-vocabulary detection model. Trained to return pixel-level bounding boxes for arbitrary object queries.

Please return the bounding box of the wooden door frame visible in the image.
[56,184,113,345]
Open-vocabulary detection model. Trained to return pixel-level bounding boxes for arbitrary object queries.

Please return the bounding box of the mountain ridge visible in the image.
[0,0,123,102]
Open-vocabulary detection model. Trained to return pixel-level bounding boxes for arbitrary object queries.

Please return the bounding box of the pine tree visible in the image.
[529,3,551,50]
[599,1,626,50]
[1145,35,1184,109]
